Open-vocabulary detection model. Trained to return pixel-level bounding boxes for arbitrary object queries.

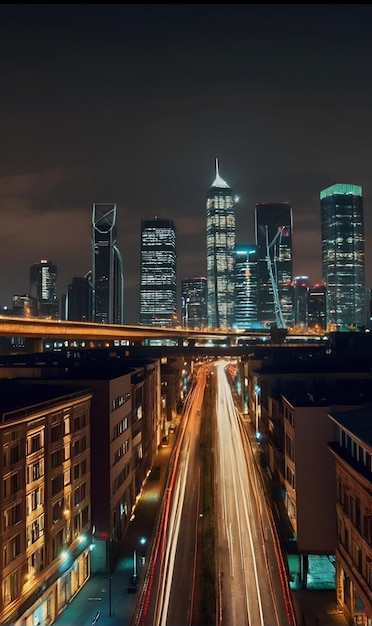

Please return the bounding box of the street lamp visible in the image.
[139,536,147,566]
[109,575,112,617]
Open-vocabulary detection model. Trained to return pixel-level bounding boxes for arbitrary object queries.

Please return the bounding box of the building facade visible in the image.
[293,276,309,328]
[181,277,207,329]
[255,203,293,328]
[328,405,372,625]
[0,381,92,626]
[320,184,366,330]
[206,159,236,329]
[139,217,177,327]
[29,259,59,319]
[308,284,327,331]
[67,275,92,322]
[234,245,259,329]
[12,295,38,318]
[92,203,124,324]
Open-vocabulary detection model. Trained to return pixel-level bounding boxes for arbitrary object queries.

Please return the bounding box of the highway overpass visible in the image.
[0,315,326,354]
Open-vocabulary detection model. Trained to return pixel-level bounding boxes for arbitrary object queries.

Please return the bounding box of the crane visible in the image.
[262,225,288,329]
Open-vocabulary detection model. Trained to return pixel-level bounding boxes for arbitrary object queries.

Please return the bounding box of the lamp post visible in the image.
[139,537,146,566]
[109,575,112,617]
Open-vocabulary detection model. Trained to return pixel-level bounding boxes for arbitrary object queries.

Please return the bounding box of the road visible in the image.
[215,360,295,625]
[132,365,207,626]
[132,360,295,626]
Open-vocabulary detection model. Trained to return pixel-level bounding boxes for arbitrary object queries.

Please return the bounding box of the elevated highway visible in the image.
[0,315,326,355]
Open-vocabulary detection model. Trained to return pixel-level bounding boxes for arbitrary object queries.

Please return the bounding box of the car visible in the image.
[127,574,138,593]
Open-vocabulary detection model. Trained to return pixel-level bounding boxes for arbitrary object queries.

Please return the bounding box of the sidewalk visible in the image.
[292,590,349,626]
[54,440,173,626]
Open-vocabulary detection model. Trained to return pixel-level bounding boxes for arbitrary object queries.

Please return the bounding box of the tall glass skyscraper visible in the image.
[255,202,293,328]
[320,183,366,330]
[181,277,207,329]
[140,217,177,327]
[92,203,124,324]
[29,259,59,319]
[234,245,258,329]
[206,159,236,329]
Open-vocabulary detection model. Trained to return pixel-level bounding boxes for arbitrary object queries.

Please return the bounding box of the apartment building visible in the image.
[329,405,372,625]
[0,380,92,626]
[0,349,162,573]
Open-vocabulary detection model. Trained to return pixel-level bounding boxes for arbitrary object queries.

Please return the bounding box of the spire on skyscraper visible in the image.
[211,157,230,189]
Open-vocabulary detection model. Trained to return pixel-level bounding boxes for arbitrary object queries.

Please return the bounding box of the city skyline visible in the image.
[1,4,372,324]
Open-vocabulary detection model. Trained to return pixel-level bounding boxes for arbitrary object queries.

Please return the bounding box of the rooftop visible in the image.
[0,379,91,420]
[329,404,372,448]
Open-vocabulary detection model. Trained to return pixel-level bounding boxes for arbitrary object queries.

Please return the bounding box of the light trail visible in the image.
[215,359,289,626]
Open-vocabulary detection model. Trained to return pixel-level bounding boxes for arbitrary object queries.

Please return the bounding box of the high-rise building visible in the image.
[67,275,92,322]
[234,245,259,329]
[139,217,177,327]
[320,184,366,330]
[293,276,309,328]
[12,294,38,317]
[308,284,327,331]
[29,259,59,319]
[92,203,124,324]
[206,159,236,329]
[255,202,293,328]
[181,277,207,329]
[0,380,92,626]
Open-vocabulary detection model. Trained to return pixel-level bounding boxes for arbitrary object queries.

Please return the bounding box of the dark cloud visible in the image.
[1,4,372,322]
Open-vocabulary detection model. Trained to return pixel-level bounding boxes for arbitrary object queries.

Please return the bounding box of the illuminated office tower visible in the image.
[234,245,258,329]
[308,284,327,331]
[320,184,366,330]
[181,277,207,329]
[255,202,293,328]
[206,159,236,329]
[29,259,59,318]
[293,276,309,328]
[140,217,177,327]
[92,203,124,324]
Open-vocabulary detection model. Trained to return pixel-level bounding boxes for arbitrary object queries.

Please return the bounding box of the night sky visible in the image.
[1,4,372,323]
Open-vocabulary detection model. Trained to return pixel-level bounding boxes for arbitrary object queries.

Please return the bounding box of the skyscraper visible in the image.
[206,159,236,329]
[92,203,124,324]
[234,245,259,329]
[293,276,309,328]
[181,277,207,329]
[139,217,177,327]
[308,284,327,331]
[320,184,366,330]
[255,202,293,328]
[67,275,92,322]
[29,259,59,319]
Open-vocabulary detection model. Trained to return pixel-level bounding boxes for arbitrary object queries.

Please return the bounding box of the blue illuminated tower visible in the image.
[92,203,124,324]
[320,184,366,330]
[139,217,177,327]
[206,159,236,329]
[234,245,259,329]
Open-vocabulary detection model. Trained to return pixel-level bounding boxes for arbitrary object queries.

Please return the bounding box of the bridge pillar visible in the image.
[23,337,44,353]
